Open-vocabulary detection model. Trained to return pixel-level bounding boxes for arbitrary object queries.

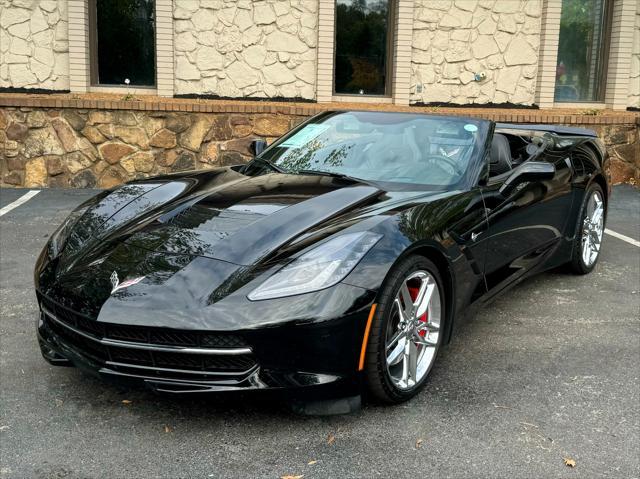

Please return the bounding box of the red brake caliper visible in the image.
[408,285,428,337]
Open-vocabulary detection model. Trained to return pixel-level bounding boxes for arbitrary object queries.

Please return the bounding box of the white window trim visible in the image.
[68,0,90,93]
[604,0,636,109]
[331,95,394,104]
[89,86,158,96]
[535,0,562,108]
[155,0,174,97]
[316,0,335,103]
[67,0,174,97]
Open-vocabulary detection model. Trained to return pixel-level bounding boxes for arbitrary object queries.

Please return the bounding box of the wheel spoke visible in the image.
[387,337,405,366]
[415,282,435,319]
[592,204,604,225]
[387,329,404,349]
[408,340,418,382]
[393,298,407,324]
[401,348,409,383]
[583,240,591,265]
[399,282,413,316]
[413,331,438,347]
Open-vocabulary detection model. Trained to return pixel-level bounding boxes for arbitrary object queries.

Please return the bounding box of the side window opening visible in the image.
[488,131,550,179]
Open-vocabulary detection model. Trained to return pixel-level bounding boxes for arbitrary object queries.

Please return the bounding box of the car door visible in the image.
[478,130,574,292]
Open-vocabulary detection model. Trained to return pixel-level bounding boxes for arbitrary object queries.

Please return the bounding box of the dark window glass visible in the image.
[334,0,391,96]
[95,0,156,86]
[555,0,611,102]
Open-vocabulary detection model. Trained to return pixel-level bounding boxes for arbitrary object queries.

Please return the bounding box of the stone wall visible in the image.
[0,107,303,188]
[410,0,542,105]
[630,7,640,109]
[173,0,318,100]
[0,0,69,91]
[1,105,637,188]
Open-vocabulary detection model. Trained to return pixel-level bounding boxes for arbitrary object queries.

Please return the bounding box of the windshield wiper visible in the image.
[298,169,365,183]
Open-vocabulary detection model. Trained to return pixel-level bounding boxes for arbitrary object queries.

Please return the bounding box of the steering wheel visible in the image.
[422,154,464,177]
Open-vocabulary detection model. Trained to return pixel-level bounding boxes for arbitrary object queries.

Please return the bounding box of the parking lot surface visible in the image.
[0,185,638,479]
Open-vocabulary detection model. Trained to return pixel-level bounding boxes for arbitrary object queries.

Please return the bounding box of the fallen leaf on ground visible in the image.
[121,400,132,405]
[415,438,423,449]
[563,457,576,468]
[327,433,336,445]
[281,475,304,479]
[520,422,538,428]
[493,403,511,410]
[308,460,317,465]
[164,425,173,433]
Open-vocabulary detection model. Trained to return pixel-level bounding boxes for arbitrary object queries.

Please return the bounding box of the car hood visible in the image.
[37,168,452,323]
[56,168,389,267]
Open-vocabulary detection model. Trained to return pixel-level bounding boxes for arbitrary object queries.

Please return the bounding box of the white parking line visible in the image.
[0,190,40,217]
[605,228,640,248]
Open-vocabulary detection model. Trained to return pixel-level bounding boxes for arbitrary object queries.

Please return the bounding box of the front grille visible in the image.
[39,295,248,349]
[38,294,257,381]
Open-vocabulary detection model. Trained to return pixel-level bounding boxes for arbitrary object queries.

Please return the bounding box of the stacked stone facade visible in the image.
[0,0,69,91]
[1,103,638,188]
[173,0,318,100]
[410,0,542,105]
[0,106,303,188]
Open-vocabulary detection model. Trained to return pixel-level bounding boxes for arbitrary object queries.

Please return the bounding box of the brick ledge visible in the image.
[0,93,638,126]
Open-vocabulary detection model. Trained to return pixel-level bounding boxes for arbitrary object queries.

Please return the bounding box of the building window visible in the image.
[91,0,156,87]
[334,0,393,96]
[554,0,612,102]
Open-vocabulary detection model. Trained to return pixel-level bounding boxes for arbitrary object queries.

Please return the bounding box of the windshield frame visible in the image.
[249,110,493,191]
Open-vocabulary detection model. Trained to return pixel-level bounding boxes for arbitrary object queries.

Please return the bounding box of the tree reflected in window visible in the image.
[554,0,611,102]
[334,0,391,96]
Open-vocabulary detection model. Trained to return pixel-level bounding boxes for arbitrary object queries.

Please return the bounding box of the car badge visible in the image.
[110,271,145,294]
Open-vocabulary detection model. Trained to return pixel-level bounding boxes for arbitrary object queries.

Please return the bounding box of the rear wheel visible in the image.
[570,184,605,274]
[364,255,444,403]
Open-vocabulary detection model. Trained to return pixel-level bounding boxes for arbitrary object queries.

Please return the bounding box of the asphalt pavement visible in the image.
[0,185,638,479]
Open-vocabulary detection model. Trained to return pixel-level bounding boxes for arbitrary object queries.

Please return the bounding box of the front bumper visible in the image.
[36,292,372,399]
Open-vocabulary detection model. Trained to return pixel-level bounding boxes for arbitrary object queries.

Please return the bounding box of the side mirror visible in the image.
[499,161,555,194]
[250,139,268,156]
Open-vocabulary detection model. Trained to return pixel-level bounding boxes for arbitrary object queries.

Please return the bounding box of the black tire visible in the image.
[569,183,606,275]
[364,254,445,404]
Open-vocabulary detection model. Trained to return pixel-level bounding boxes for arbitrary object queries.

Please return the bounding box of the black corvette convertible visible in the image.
[35,111,609,410]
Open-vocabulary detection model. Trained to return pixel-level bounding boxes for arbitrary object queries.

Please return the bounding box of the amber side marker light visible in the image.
[358,303,377,371]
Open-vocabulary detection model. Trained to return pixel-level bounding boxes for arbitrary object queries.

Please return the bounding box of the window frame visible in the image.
[553,0,614,104]
[88,0,158,89]
[331,0,396,99]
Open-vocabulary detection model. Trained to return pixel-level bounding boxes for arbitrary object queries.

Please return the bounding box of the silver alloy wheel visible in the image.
[581,190,604,267]
[385,270,441,390]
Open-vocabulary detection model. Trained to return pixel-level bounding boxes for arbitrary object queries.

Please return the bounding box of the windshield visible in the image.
[251,111,490,188]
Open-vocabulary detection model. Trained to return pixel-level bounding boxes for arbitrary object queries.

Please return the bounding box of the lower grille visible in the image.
[39,295,248,349]
[39,294,257,382]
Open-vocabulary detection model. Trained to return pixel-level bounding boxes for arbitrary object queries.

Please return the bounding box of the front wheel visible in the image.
[364,255,444,404]
[569,184,605,274]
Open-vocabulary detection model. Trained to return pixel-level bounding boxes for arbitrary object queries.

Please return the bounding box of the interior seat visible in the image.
[489,133,513,176]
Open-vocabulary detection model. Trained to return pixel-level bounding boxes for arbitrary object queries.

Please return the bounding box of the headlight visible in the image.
[48,204,92,257]
[248,231,382,301]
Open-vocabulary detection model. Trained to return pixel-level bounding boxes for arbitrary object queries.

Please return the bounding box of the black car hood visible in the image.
[58,169,385,267]
[37,168,454,324]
